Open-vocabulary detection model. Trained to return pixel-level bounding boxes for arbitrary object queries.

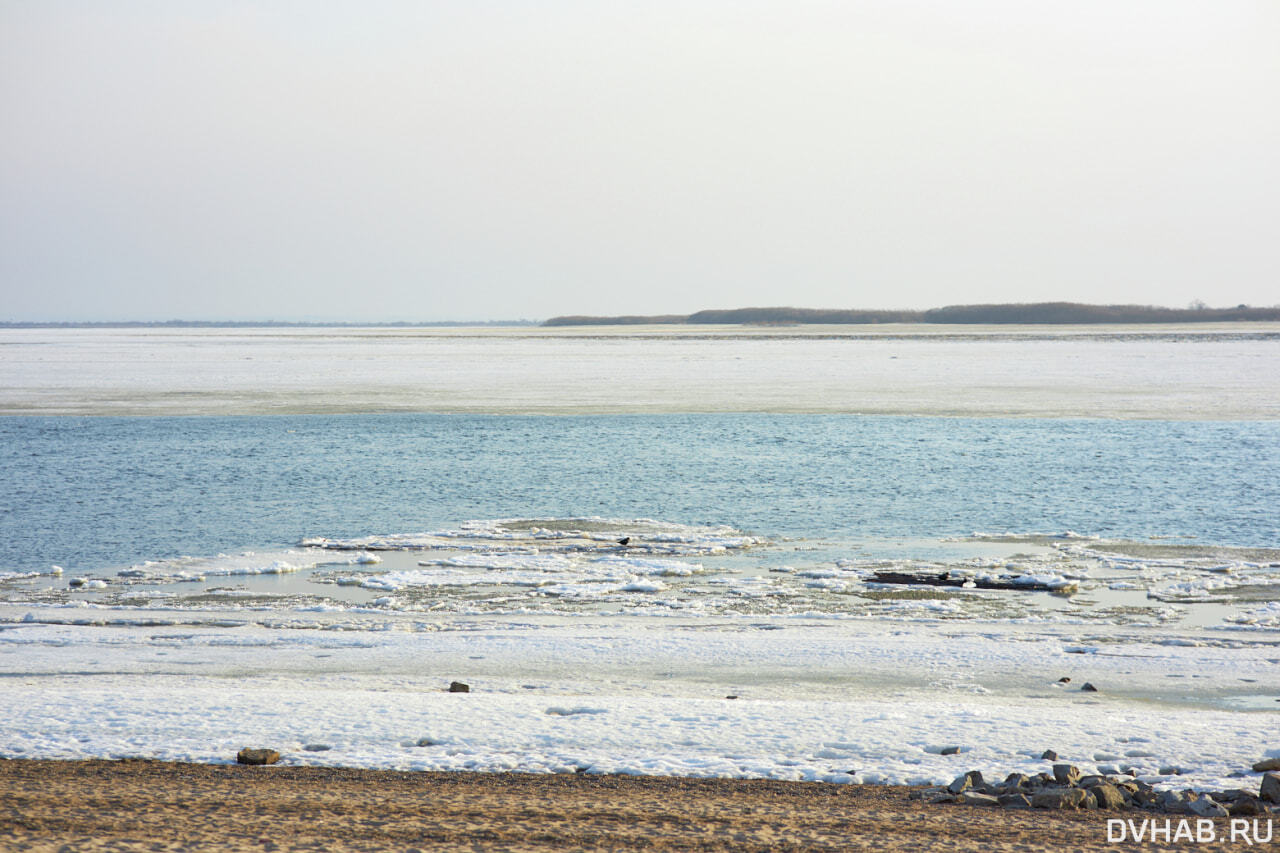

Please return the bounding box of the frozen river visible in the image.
[3,323,1279,418]
[2,324,1277,791]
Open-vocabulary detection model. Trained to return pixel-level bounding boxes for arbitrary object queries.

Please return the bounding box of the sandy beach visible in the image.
[0,759,1254,852]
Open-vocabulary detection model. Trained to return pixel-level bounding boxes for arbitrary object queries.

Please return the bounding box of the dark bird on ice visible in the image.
[617,537,631,546]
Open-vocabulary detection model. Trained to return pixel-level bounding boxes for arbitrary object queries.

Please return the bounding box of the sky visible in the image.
[2,1,1278,322]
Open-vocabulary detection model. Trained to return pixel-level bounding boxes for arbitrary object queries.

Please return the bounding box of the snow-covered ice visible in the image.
[0,611,1275,792]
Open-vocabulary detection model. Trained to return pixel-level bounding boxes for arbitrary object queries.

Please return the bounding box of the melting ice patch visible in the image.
[1222,601,1280,630]
[417,553,577,572]
[8,523,1280,630]
[0,566,63,583]
[340,552,702,598]
[107,550,383,585]
[304,517,764,556]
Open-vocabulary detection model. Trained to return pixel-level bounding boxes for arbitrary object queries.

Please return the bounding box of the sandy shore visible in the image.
[0,759,1251,852]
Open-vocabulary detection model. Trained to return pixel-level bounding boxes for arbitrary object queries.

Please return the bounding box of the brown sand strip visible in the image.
[0,759,1255,852]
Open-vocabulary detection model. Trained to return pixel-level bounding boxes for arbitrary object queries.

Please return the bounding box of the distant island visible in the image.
[544,303,1280,326]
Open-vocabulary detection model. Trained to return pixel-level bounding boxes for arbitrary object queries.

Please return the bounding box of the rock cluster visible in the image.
[914,764,1280,816]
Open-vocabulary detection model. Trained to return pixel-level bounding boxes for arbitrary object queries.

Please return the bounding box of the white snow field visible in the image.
[1,611,1275,793]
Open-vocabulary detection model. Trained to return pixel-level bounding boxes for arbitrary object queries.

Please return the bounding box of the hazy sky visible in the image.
[2,1,1277,321]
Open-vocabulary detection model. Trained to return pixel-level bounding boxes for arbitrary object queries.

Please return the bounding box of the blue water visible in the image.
[3,414,1278,573]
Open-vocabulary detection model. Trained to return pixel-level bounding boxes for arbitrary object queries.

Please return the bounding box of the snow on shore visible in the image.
[0,615,1274,793]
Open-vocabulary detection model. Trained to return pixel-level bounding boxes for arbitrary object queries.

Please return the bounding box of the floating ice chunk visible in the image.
[620,578,666,593]
[591,556,703,577]
[1222,601,1280,629]
[113,551,313,581]
[965,531,1099,542]
[418,553,575,572]
[0,565,66,583]
[1007,573,1075,590]
[359,568,562,591]
[796,569,839,579]
[803,578,848,591]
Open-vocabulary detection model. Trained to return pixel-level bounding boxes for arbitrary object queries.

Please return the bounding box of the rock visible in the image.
[448,681,470,693]
[1261,773,1280,804]
[1078,775,1107,789]
[236,748,280,766]
[1080,682,1098,692]
[301,744,331,752]
[1253,757,1280,773]
[1159,766,1183,776]
[1041,749,1058,761]
[415,737,435,747]
[998,793,1032,809]
[1003,772,1031,791]
[1057,677,1071,683]
[924,790,956,804]
[1032,787,1090,810]
[939,745,961,756]
[1131,788,1158,808]
[960,792,999,807]
[1053,764,1082,786]
[1188,795,1229,818]
[948,770,983,795]
[1230,796,1266,816]
[1091,784,1126,810]
[1156,790,1190,814]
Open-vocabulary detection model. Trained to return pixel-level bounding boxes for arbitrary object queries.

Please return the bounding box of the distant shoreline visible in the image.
[544,303,1280,326]
[6,303,1280,329]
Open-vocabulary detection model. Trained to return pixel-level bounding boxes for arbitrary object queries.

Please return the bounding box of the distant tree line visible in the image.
[544,303,1280,326]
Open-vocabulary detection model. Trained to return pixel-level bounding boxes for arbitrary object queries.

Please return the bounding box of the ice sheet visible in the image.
[0,617,1274,792]
[4,325,1279,418]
